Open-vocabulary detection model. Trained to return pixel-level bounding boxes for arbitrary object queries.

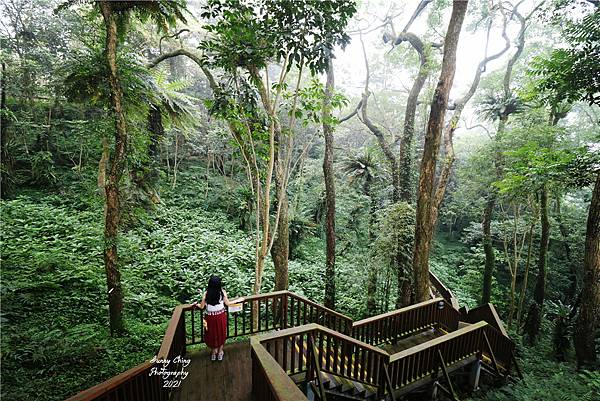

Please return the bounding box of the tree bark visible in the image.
[323,57,336,309]
[431,11,511,226]
[525,184,550,343]
[100,1,126,336]
[358,35,399,203]
[270,110,290,291]
[517,221,535,328]
[271,192,289,291]
[412,0,468,302]
[0,62,11,198]
[574,171,600,368]
[481,195,496,304]
[98,136,109,193]
[556,196,577,300]
[396,33,430,203]
[366,176,378,314]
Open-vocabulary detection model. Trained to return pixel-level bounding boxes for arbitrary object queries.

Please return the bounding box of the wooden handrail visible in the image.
[67,288,513,401]
[264,323,390,356]
[429,271,459,309]
[250,337,308,401]
[464,303,508,337]
[387,321,489,391]
[390,321,487,362]
[157,304,186,359]
[353,298,440,326]
[65,362,156,401]
[287,292,352,323]
[352,298,460,346]
[245,290,290,302]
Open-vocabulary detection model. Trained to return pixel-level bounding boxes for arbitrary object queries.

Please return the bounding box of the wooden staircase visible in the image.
[66,273,520,401]
[309,373,379,401]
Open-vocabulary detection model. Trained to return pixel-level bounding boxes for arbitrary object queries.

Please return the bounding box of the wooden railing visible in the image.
[257,324,391,397]
[182,291,353,346]
[254,320,513,400]
[463,303,508,337]
[66,291,354,401]
[462,303,514,370]
[250,337,307,401]
[65,306,190,401]
[351,298,460,346]
[66,289,515,401]
[64,362,166,401]
[388,321,486,390]
[429,271,460,309]
[288,292,353,335]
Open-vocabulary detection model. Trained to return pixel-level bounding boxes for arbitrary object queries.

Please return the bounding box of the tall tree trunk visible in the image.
[323,57,336,309]
[100,1,126,336]
[556,196,577,300]
[1,62,13,198]
[98,136,109,193]
[525,185,550,343]
[397,33,429,203]
[271,193,289,291]
[271,116,290,291]
[412,0,468,302]
[517,222,535,328]
[481,195,496,304]
[574,172,600,368]
[395,33,430,307]
[366,177,377,314]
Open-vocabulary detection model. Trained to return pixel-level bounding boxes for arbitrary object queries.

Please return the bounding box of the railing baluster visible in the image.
[290,334,296,373]
[191,308,195,344]
[265,298,270,330]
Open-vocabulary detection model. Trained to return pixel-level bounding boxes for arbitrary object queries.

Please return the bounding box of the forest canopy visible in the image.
[1,0,599,400]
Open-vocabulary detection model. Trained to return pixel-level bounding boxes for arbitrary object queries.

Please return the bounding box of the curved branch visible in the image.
[432,5,512,224]
[395,31,430,202]
[158,29,190,53]
[401,0,433,33]
[359,33,399,201]
[338,99,363,123]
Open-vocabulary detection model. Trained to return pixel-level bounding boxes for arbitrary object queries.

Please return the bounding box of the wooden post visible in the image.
[483,331,502,377]
[436,349,459,401]
[283,293,288,329]
[309,333,327,401]
[470,359,482,391]
[382,364,397,401]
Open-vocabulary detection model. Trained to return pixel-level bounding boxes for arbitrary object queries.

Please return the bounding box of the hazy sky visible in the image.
[327,0,548,139]
[334,0,543,97]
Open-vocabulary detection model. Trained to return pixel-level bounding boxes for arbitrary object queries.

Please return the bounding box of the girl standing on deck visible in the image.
[196,276,244,361]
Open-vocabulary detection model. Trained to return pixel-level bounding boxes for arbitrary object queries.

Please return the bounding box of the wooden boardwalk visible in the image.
[172,341,252,401]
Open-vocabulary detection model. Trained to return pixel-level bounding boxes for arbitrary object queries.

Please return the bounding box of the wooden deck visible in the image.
[172,341,252,401]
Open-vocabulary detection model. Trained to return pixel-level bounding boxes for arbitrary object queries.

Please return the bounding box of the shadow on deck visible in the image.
[172,341,252,401]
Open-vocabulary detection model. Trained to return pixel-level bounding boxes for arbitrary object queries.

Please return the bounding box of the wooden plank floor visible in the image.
[171,341,252,401]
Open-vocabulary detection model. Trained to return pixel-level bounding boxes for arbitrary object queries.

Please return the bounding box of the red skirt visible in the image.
[204,310,227,348]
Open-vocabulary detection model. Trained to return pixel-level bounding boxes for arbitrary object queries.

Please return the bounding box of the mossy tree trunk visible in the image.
[574,171,600,368]
[413,0,468,302]
[100,0,126,336]
[323,57,336,309]
[525,185,550,343]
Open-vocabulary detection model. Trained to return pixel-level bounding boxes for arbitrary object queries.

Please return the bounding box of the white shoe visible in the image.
[211,353,217,361]
[217,351,224,361]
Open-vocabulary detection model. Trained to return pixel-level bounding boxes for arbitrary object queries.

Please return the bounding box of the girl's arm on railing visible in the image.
[222,290,244,306]
[197,290,206,309]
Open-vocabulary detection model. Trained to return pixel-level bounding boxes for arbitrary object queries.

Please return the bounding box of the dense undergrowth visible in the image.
[1,167,597,401]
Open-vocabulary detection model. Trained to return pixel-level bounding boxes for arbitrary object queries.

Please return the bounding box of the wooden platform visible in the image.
[171,341,252,401]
